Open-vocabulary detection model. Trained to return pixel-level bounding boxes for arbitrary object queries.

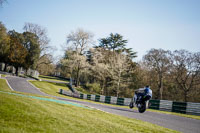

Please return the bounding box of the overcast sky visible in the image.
[0,0,200,61]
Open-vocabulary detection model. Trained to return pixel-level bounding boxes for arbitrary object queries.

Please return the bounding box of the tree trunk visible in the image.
[101,79,105,95]
[3,63,7,72]
[117,71,121,97]
[184,92,187,102]
[76,66,80,87]
[117,81,120,97]
[159,74,163,100]
[25,68,28,76]
[15,67,18,76]
[184,89,188,102]
[105,79,108,96]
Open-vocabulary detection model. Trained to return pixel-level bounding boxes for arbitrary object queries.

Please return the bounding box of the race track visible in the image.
[5,76,200,133]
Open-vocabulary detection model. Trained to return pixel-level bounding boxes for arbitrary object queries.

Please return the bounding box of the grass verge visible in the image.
[29,81,106,101]
[39,75,69,83]
[0,78,11,91]
[29,80,69,96]
[0,90,178,133]
[0,74,7,78]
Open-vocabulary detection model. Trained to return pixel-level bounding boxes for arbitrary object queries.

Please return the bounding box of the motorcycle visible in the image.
[129,94,149,113]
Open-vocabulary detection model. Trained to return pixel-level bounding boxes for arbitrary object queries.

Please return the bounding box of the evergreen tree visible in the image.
[22,32,40,69]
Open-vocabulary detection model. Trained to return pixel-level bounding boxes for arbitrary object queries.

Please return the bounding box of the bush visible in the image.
[85,83,101,94]
[75,86,89,94]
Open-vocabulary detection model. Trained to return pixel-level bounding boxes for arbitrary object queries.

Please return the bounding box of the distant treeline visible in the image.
[57,29,200,102]
[1,22,199,102]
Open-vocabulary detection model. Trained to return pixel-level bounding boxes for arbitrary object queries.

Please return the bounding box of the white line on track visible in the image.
[5,79,14,91]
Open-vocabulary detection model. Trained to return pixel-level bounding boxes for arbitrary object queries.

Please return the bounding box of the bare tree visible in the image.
[95,33,136,96]
[90,47,132,96]
[67,28,94,55]
[36,54,54,74]
[109,52,130,97]
[0,0,6,6]
[143,48,171,100]
[23,23,51,55]
[23,23,53,71]
[89,48,111,95]
[61,49,89,87]
[64,28,94,86]
[171,50,200,102]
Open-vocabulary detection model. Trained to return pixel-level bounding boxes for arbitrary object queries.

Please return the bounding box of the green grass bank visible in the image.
[0,79,178,133]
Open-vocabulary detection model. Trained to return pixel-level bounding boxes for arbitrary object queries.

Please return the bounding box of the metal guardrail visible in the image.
[149,100,200,116]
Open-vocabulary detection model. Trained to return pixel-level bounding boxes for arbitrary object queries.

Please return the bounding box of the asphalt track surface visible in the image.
[5,76,200,133]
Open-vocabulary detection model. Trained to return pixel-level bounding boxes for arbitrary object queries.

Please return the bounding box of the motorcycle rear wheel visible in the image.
[138,102,146,113]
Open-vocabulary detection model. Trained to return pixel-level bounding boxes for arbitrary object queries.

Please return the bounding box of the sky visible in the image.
[0,0,200,61]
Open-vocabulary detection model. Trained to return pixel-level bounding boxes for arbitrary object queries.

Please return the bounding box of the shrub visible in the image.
[85,83,101,94]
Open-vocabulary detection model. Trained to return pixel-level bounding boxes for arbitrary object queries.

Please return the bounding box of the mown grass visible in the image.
[39,75,69,83]
[29,80,69,96]
[0,90,178,133]
[0,74,7,78]
[0,78,11,91]
[29,80,200,120]
[29,81,105,101]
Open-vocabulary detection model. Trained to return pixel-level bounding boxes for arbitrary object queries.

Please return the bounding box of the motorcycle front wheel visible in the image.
[129,101,134,109]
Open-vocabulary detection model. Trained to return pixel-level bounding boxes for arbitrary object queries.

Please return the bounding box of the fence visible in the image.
[59,89,200,116]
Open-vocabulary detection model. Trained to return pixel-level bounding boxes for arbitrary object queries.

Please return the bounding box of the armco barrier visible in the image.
[149,100,160,110]
[117,98,124,105]
[59,89,200,116]
[95,95,100,102]
[80,93,83,99]
[87,94,91,100]
[159,100,173,112]
[83,94,87,99]
[172,102,187,114]
[124,98,132,106]
[186,102,200,116]
[110,96,117,104]
[91,94,95,101]
[105,96,111,104]
[100,95,106,102]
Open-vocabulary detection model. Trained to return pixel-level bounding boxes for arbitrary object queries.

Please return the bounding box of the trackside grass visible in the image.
[29,80,69,96]
[29,80,200,120]
[39,75,69,83]
[0,92,178,132]
[0,74,7,77]
[0,78,178,132]
[0,78,11,91]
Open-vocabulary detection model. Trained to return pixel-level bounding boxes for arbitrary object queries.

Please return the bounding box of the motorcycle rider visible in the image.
[129,85,152,108]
